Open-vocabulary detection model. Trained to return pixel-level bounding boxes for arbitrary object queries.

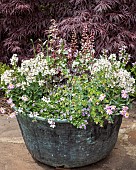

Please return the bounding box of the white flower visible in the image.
[36,52,44,58]
[17,107,23,113]
[10,54,18,65]
[21,95,29,102]
[29,112,39,118]
[48,119,56,128]
[99,94,106,101]
[1,70,14,85]
[16,83,22,88]
[109,54,116,60]
[38,80,45,86]
[72,61,79,68]
[41,96,50,103]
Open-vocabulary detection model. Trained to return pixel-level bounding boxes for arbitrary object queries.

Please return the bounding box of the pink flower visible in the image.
[111,105,116,110]
[7,98,13,104]
[0,107,6,114]
[7,84,14,90]
[10,103,15,108]
[8,112,16,118]
[99,94,106,101]
[121,90,128,99]
[124,112,129,118]
[120,110,126,116]
[122,106,129,111]
[106,109,113,115]
[104,105,111,110]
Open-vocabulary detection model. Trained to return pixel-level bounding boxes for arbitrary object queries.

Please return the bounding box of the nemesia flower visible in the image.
[7,84,14,90]
[1,70,14,85]
[109,54,116,60]
[0,107,6,114]
[10,54,18,65]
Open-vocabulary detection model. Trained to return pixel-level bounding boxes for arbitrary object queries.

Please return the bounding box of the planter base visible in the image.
[16,115,122,168]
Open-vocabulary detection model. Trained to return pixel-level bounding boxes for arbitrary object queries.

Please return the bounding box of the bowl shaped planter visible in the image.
[16,114,122,168]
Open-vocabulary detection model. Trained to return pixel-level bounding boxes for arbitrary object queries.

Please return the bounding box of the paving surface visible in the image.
[0,101,136,170]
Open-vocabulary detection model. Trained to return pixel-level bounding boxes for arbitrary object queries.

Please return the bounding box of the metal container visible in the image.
[16,114,122,168]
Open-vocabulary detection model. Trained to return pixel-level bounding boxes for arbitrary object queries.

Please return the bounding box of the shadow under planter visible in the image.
[16,114,122,168]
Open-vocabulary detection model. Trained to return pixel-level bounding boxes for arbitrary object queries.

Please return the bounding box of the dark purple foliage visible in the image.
[0,0,136,63]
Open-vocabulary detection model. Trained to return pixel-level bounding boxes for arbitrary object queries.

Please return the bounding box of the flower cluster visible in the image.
[1,24,135,128]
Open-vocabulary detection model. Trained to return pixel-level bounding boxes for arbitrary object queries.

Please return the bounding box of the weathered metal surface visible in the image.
[16,114,122,168]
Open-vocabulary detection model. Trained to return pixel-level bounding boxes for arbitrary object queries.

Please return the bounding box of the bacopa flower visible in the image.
[0,107,6,114]
[7,84,14,90]
[17,107,23,113]
[48,119,56,128]
[29,112,39,118]
[41,96,50,103]
[79,124,87,130]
